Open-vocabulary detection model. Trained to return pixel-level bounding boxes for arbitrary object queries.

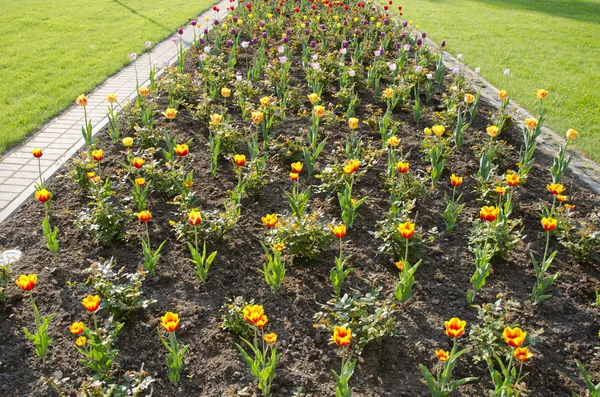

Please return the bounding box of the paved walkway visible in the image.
[0,0,229,224]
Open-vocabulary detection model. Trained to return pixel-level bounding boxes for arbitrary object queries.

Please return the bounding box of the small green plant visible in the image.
[574,359,600,397]
[137,211,166,277]
[221,296,254,338]
[443,175,465,233]
[531,218,560,304]
[266,211,333,260]
[331,326,356,397]
[158,312,188,386]
[42,216,59,258]
[259,243,286,292]
[330,225,352,297]
[76,313,124,379]
[337,180,368,228]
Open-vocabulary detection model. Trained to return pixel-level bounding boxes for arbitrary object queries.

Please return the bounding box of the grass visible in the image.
[0,0,216,154]
[399,0,600,162]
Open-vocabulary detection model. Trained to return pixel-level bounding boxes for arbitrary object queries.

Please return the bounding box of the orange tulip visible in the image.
[486,125,499,137]
[221,87,231,98]
[289,172,299,181]
[243,304,265,324]
[546,183,565,195]
[234,154,246,167]
[188,211,202,226]
[332,326,352,347]
[132,158,145,169]
[32,148,43,158]
[498,90,509,101]
[333,224,346,239]
[480,206,500,222]
[264,332,278,344]
[536,89,548,100]
[92,149,103,162]
[514,347,533,361]
[82,295,101,313]
[395,260,404,271]
[503,327,526,347]
[291,162,303,174]
[35,188,51,203]
[435,349,449,362]
[70,322,85,335]
[556,194,568,203]
[163,108,178,120]
[450,174,463,187]
[343,159,360,175]
[137,211,151,222]
[139,87,150,97]
[256,314,268,328]
[348,117,359,130]
[106,94,117,103]
[210,113,222,126]
[445,317,466,338]
[495,186,507,195]
[525,118,538,130]
[398,221,415,239]
[396,161,409,173]
[506,173,520,187]
[76,336,87,347]
[387,136,400,147]
[161,312,181,332]
[15,274,37,291]
[308,93,320,104]
[262,214,278,227]
[135,177,146,187]
[565,203,576,211]
[382,87,394,99]
[76,94,88,107]
[272,243,285,252]
[566,129,578,140]
[541,217,557,231]
[175,144,189,156]
[464,94,475,104]
[313,105,325,118]
[252,111,264,125]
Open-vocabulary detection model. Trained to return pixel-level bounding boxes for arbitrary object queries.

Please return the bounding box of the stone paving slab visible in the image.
[0,0,229,224]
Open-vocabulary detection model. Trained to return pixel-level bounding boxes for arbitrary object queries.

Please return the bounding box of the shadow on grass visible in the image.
[112,0,172,32]
[469,0,600,25]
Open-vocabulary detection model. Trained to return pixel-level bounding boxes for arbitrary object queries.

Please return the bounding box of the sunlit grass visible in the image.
[399,0,600,161]
[0,0,216,153]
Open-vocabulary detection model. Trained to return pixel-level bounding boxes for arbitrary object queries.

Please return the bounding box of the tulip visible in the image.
[135,178,146,187]
[163,108,178,120]
[252,111,264,125]
[450,174,463,187]
[464,94,475,104]
[106,94,117,103]
[234,154,246,167]
[424,127,432,136]
[35,189,51,203]
[432,125,445,137]
[137,210,152,222]
[546,183,565,195]
[498,90,509,101]
[262,213,278,227]
[343,159,360,175]
[541,217,557,231]
[175,144,189,157]
[139,87,150,97]
[313,105,325,118]
[32,148,43,158]
[291,162,303,173]
[524,118,538,130]
[210,113,222,126]
[398,221,415,239]
[382,87,394,99]
[556,194,568,203]
[122,137,134,147]
[388,136,400,147]
[514,347,533,361]
[161,312,181,332]
[395,260,404,271]
[480,206,500,222]
[132,158,145,169]
[503,327,526,347]
[348,117,359,129]
[70,322,85,335]
[495,186,507,195]
[445,317,466,338]
[289,172,299,181]
[76,336,87,347]
[243,304,265,324]
[15,274,37,291]
[535,89,548,100]
[332,326,352,347]
[396,161,409,173]
[76,94,88,107]
[333,224,346,239]
[264,332,277,344]
[81,295,101,313]
[221,87,231,98]
[435,349,449,362]
[506,173,520,187]
[272,243,285,252]
[486,125,499,137]
[260,96,270,107]
[256,314,268,328]
[92,149,103,162]
[566,128,578,140]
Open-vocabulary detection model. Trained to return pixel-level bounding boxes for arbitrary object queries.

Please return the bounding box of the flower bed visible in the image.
[1,1,600,396]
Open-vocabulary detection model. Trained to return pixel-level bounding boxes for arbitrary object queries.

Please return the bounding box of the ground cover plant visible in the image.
[397,0,600,162]
[0,0,216,153]
[1,0,600,395]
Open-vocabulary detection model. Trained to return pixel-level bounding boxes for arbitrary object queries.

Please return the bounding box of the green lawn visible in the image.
[400,0,600,162]
[0,0,216,154]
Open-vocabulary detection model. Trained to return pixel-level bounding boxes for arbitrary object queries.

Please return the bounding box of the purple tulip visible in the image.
[381,31,386,38]
[213,19,219,26]
[178,28,184,35]
[395,42,401,49]
[252,37,259,45]
[233,16,238,23]
[226,39,233,47]
[204,28,209,35]
[384,19,389,25]
[286,29,291,36]
[363,19,369,25]
[320,24,327,31]
[262,31,267,39]
[417,38,422,46]
[343,19,348,27]
[231,28,237,36]
[401,32,406,39]
[260,21,266,28]
[283,36,289,43]
[305,21,310,27]
[402,21,408,28]
[199,37,205,45]
[441,40,446,47]
[305,29,310,36]
[354,28,360,36]
[342,40,349,48]
[310,40,316,48]
[422,32,427,39]
[191,20,197,26]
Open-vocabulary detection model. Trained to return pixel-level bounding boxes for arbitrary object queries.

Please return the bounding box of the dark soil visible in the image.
[1,18,600,397]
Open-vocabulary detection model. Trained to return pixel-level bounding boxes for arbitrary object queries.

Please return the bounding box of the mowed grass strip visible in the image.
[0,0,216,153]
[398,0,600,162]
